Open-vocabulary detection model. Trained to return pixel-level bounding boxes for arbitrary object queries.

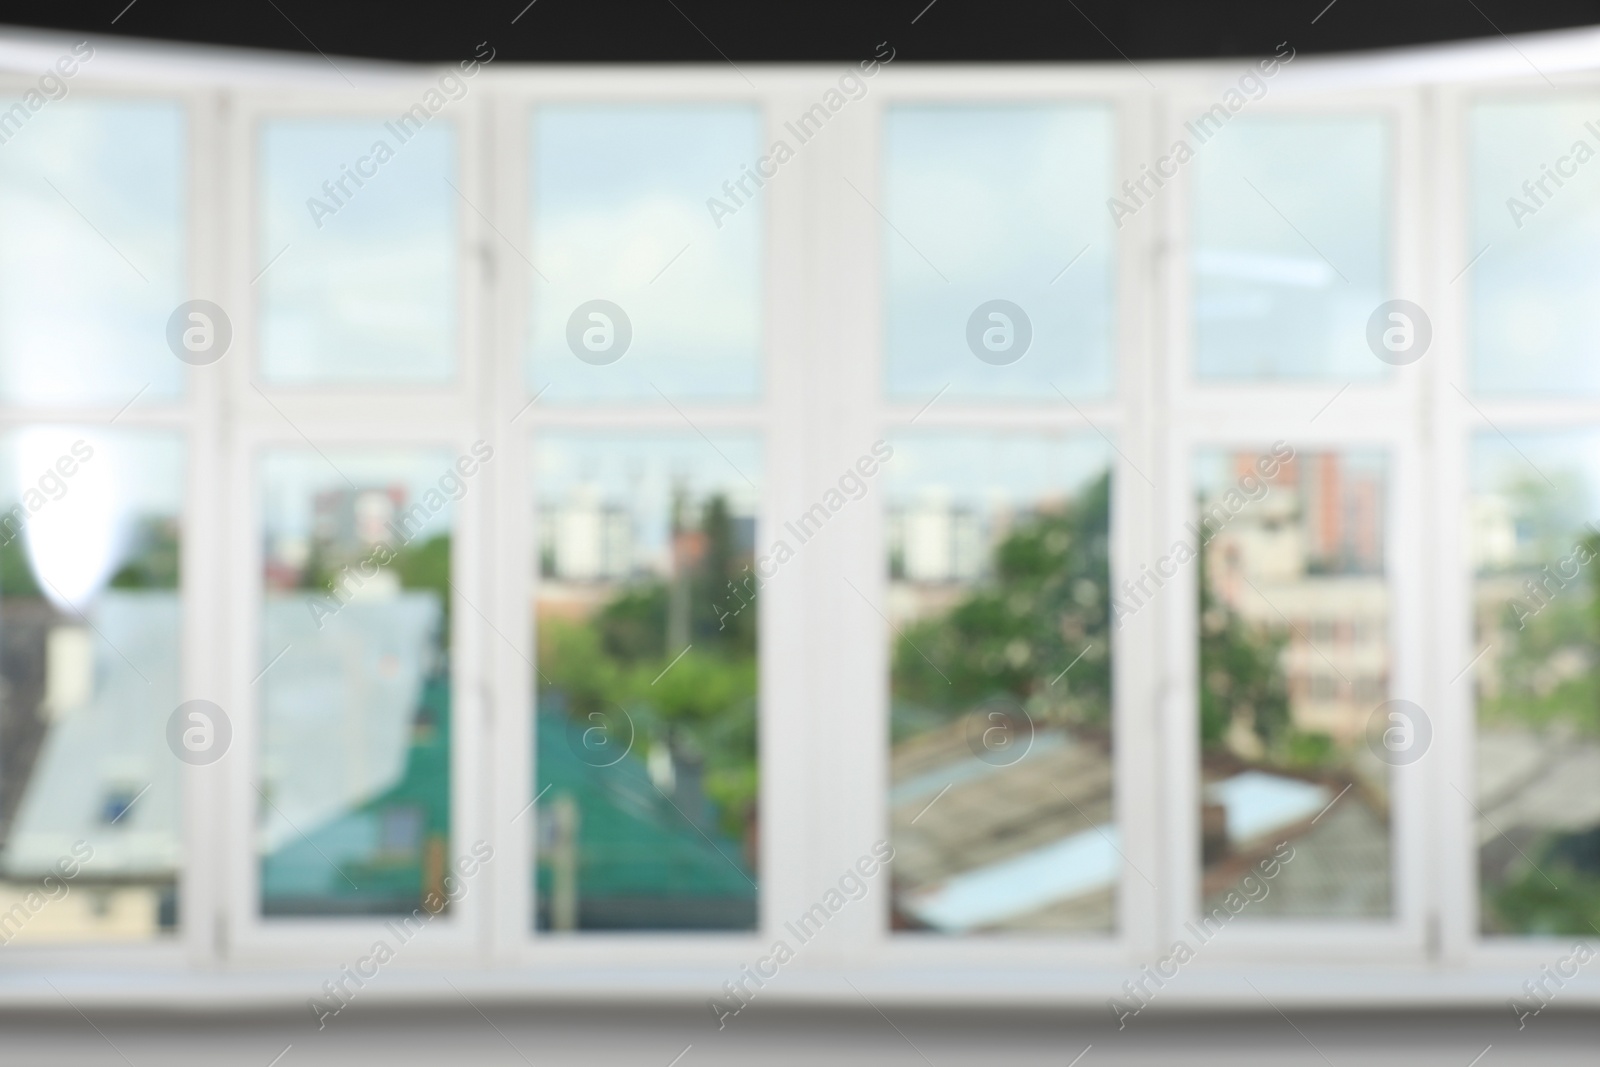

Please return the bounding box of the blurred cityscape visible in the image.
[1197,451,1392,918]
[887,472,1115,933]
[258,478,451,917]
[535,476,758,930]
[1470,454,1600,935]
[0,511,181,943]
[13,442,1600,943]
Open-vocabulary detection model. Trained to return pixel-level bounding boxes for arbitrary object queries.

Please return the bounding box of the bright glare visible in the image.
[18,428,125,610]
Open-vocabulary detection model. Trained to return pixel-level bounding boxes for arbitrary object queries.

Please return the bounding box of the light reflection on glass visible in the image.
[1191,116,1388,381]
[0,429,183,942]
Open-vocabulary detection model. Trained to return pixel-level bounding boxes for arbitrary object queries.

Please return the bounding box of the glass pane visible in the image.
[0,428,183,942]
[529,105,762,403]
[0,99,185,405]
[259,447,464,915]
[533,433,759,930]
[258,119,457,385]
[1196,447,1392,918]
[884,105,1115,401]
[1469,98,1600,394]
[1191,116,1389,381]
[886,433,1114,933]
[1471,430,1600,934]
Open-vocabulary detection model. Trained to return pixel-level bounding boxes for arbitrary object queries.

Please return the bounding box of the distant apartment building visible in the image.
[542,485,635,582]
[264,484,409,591]
[890,489,986,584]
[315,485,407,556]
[886,490,989,628]
[1205,453,1389,746]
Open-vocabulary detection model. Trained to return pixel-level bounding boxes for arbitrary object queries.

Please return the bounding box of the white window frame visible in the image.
[0,71,210,975]
[820,66,1162,976]
[1157,79,1433,962]
[0,27,1597,1008]
[215,86,492,965]
[1434,69,1600,974]
[485,68,803,973]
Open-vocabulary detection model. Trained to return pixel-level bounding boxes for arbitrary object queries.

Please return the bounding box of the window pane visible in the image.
[1196,447,1392,918]
[0,429,182,942]
[1471,430,1600,934]
[886,433,1114,933]
[530,106,762,402]
[0,101,185,405]
[533,433,759,930]
[884,105,1115,401]
[259,448,461,916]
[1469,99,1600,393]
[258,119,457,385]
[1191,116,1389,381]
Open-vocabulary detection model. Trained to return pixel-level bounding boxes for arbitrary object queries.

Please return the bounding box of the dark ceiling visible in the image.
[5,0,1600,63]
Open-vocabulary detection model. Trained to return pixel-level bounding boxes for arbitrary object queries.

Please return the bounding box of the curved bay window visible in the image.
[0,32,1594,1004]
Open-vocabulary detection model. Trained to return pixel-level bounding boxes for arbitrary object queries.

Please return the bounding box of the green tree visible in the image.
[1198,547,1290,750]
[538,493,758,838]
[0,527,39,596]
[109,516,180,589]
[392,533,452,649]
[892,473,1112,732]
[1479,530,1600,735]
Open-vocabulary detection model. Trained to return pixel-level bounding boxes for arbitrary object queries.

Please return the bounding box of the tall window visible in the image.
[257,450,457,916]
[878,102,1121,935]
[528,104,765,931]
[1195,447,1392,918]
[0,95,186,943]
[887,433,1113,932]
[245,96,469,934]
[1467,93,1600,935]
